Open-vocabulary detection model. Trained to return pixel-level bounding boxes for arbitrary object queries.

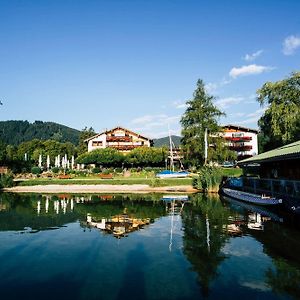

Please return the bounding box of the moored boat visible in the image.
[222,195,283,222]
[222,187,282,206]
[156,170,189,178]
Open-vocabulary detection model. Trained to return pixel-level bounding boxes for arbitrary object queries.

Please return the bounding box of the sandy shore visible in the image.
[4,184,198,194]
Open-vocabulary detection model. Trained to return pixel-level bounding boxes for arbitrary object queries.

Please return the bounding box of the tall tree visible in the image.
[257,71,300,151]
[78,127,96,155]
[180,79,224,167]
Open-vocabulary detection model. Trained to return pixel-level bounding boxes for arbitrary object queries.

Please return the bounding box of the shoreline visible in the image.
[3,184,198,194]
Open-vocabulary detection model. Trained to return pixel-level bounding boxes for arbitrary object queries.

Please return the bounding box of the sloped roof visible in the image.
[222,124,259,134]
[238,140,300,165]
[84,126,151,142]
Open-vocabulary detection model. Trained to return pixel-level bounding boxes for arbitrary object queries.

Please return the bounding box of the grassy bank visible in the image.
[18,177,194,187]
[15,167,240,189]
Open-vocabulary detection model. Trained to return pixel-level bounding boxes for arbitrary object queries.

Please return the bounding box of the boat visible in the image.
[161,195,189,201]
[156,127,189,178]
[156,170,189,178]
[222,187,282,206]
[222,195,283,222]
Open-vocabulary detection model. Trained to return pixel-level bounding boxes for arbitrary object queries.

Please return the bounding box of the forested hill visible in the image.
[0,120,81,145]
[153,135,181,148]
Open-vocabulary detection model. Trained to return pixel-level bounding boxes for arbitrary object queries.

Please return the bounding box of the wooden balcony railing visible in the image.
[229,145,252,151]
[109,145,143,150]
[225,136,252,142]
[106,136,132,142]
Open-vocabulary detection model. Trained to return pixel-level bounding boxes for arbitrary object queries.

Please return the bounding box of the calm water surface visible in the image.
[0,192,299,300]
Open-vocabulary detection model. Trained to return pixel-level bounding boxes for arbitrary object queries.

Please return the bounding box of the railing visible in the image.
[241,177,300,200]
[225,136,252,142]
[229,145,252,151]
[108,145,143,150]
[106,136,132,142]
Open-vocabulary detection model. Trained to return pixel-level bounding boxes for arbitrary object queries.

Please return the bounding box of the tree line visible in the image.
[0,120,81,146]
[1,71,299,172]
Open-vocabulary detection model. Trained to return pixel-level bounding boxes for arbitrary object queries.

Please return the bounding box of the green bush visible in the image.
[0,173,14,188]
[149,178,162,187]
[114,167,123,173]
[92,167,101,174]
[31,166,42,175]
[193,167,222,193]
[144,167,153,172]
[51,167,60,174]
[101,169,111,175]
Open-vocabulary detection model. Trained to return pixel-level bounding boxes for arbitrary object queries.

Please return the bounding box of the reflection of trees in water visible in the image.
[182,193,231,297]
[0,193,78,231]
[0,193,167,232]
[266,258,300,299]
[248,221,300,299]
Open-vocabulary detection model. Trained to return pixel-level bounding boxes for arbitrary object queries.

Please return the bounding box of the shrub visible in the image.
[31,166,42,175]
[0,173,14,188]
[149,178,162,187]
[102,169,111,175]
[51,167,60,174]
[193,167,222,193]
[144,167,153,172]
[92,167,101,174]
[114,168,123,173]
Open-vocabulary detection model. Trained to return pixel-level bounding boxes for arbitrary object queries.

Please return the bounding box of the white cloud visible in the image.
[229,64,274,78]
[238,108,267,126]
[172,100,187,109]
[215,96,244,109]
[243,49,263,61]
[131,114,166,125]
[283,35,300,55]
[205,82,218,93]
[205,77,232,93]
[130,114,181,138]
[240,281,271,292]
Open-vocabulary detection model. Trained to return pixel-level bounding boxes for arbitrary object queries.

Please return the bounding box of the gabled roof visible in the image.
[238,140,300,165]
[222,124,259,134]
[84,126,151,142]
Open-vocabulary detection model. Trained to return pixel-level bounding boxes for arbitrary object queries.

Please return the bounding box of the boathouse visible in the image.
[85,127,152,153]
[238,140,300,200]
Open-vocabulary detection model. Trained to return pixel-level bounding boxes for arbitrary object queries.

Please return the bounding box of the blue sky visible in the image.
[0,0,299,138]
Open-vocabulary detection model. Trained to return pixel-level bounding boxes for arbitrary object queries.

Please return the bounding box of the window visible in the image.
[232,133,244,138]
[92,141,103,147]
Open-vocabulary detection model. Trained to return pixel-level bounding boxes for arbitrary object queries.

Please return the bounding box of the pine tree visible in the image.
[180,79,224,167]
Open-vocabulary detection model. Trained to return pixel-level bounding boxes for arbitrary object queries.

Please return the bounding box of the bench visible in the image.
[99,173,113,179]
[58,175,72,179]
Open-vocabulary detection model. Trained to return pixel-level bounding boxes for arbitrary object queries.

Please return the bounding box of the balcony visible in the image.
[106,136,132,142]
[229,145,252,151]
[225,136,252,142]
[109,145,143,151]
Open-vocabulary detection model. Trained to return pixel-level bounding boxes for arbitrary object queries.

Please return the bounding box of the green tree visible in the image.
[257,71,300,151]
[76,148,124,167]
[125,147,167,167]
[0,140,7,162]
[78,127,96,155]
[181,79,225,167]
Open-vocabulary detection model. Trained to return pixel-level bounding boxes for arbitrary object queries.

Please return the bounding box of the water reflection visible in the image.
[0,192,300,299]
[182,194,230,297]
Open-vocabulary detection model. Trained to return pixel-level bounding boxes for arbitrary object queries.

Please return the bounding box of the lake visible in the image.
[0,192,299,300]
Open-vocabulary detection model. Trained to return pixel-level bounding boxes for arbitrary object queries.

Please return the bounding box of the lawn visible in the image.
[18,177,194,187]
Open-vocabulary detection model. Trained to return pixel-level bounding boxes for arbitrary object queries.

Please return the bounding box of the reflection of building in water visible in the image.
[225,212,271,236]
[0,203,7,211]
[86,213,151,238]
[247,212,265,231]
